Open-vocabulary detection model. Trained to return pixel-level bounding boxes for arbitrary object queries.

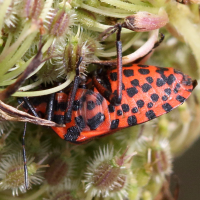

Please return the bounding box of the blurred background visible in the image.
[174,138,200,200]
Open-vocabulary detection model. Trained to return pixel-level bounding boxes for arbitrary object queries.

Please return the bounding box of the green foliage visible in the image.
[0,0,200,199]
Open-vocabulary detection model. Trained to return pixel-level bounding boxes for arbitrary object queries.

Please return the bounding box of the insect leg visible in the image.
[22,122,29,190]
[116,24,122,105]
[22,97,39,118]
[64,57,83,123]
[45,93,55,121]
[92,24,123,106]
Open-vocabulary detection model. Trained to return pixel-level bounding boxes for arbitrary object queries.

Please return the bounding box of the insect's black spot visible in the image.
[183,77,192,86]
[146,77,153,84]
[54,115,65,124]
[122,83,125,90]
[142,83,152,93]
[75,116,85,130]
[72,100,81,111]
[162,103,173,112]
[104,90,111,100]
[162,95,168,101]
[87,112,105,130]
[80,95,86,103]
[108,104,115,113]
[187,89,193,92]
[173,83,181,94]
[123,69,134,77]
[96,93,104,105]
[156,78,165,87]
[86,90,94,95]
[127,115,137,126]
[156,67,169,73]
[173,88,178,94]
[110,72,117,81]
[131,79,139,87]
[64,126,80,142]
[151,93,159,102]
[131,107,138,113]
[122,104,130,112]
[176,95,185,103]
[87,101,95,110]
[138,68,150,75]
[32,97,44,106]
[167,74,176,85]
[176,83,181,89]
[138,64,149,68]
[164,88,171,96]
[174,69,183,75]
[136,100,144,108]
[113,90,117,96]
[117,110,122,116]
[110,119,119,129]
[146,110,156,120]
[127,87,138,97]
[147,102,153,108]
[55,101,67,112]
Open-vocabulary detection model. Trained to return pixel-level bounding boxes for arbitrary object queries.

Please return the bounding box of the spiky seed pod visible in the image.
[44,179,82,200]
[0,153,46,196]
[45,8,75,39]
[44,153,75,186]
[22,0,45,20]
[36,61,62,84]
[61,31,101,78]
[4,0,19,29]
[84,145,133,199]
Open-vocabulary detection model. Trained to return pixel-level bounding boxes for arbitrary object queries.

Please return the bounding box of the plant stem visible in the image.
[81,4,132,18]
[10,72,75,97]
[0,0,13,36]
[100,0,159,14]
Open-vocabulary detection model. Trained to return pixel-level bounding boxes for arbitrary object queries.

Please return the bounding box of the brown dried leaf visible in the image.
[0,100,64,127]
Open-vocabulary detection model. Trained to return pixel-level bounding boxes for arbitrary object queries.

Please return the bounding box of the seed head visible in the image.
[0,153,45,196]
[44,152,75,186]
[84,145,133,199]
[44,179,81,200]
[45,8,75,39]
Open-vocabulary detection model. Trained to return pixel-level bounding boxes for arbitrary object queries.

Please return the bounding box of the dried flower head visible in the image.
[123,9,169,32]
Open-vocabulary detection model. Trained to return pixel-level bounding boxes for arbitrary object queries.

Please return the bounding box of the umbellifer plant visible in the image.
[0,0,199,200]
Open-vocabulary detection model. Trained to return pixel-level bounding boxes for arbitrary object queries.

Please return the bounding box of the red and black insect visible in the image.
[18,25,196,189]
[20,26,197,144]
